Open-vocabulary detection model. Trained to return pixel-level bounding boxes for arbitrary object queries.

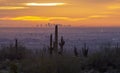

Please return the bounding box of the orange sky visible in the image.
[0,0,120,27]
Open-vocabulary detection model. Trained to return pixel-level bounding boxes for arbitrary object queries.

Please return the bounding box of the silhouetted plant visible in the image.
[114,43,120,56]
[42,46,47,56]
[59,36,65,55]
[54,25,58,53]
[82,43,89,57]
[74,47,78,57]
[15,38,18,50]
[0,39,27,60]
[49,34,54,55]
[103,42,112,54]
[115,43,119,49]
[9,62,18,73]
[50,34,53,49]
[15,38,18,60]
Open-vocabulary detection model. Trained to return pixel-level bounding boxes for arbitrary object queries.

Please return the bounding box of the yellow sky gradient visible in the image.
[0,0,120,27]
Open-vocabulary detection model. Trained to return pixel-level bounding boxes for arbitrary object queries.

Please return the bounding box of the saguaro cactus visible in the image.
[49,34,53,55]
[15,39,18,50]
[59,36,65,55]
[82,43,89,57]
[50,34,53,48]
[74,47,78,57]
[15,38,18,59]
[54,25,58,53]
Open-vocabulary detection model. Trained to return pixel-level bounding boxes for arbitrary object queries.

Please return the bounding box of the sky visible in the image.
[0,0,120,27]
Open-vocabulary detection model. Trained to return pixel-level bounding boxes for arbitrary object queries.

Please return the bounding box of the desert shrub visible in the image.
[0,43,28,61]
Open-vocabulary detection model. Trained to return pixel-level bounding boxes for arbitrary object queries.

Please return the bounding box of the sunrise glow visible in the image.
[0,16,88,21]
[0,0,120,27]
[26,3,67,6]
[0,6,28,10]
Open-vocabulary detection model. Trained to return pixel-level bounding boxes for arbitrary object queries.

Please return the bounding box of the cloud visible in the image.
[89,15,108,19]
[0,16,49,21]
[0,2,69,10]
[25,3,68,6]
[0,6,28,10]
[0,15,109,22]
[0,16,87,21]
[107,4,120,10]
[74,0,119,3]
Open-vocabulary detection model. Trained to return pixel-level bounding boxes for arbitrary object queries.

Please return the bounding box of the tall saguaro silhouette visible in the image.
[54,25,58,53]
[49,34,53,55]
[15,39,18,50]
[50,34,53,48]
[15,39,18,59]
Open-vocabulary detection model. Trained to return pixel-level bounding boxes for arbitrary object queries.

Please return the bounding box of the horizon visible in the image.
[1,25,120,28]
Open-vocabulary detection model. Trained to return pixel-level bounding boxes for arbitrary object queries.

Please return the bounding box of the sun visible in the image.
[26,3,67,6]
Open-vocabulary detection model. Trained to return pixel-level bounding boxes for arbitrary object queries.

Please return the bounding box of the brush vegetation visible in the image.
[0,25,120,73]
